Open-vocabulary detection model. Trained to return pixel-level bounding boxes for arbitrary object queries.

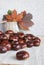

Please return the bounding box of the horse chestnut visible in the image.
[16,51,29,60]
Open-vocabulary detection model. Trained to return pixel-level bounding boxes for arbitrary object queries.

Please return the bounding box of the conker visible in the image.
[12,44,21,51]
[9,34,18,41]
[26,34,35,40]
[1,40,11,51]
[18,39,25,44]
[0,45,7,53]
[20,43,27,49]
[18,32,24,39]
[26,41,33,47]
[5,30,14,34]
[33,37,41,46]
[16,51,29,60]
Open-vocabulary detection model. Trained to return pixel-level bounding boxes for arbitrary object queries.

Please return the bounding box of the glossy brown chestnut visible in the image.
[1,40,11,50]
[2,34,8,40]
[9,34,18,41]
[5,30,14,34]
[12,44,21,51]
[20,43,27,49]
[33,37,41,46]
[5,30,14,39]
[18,39,25,44]
[34,37,41,43]
[26,34,35,40]
[16,51,29,60]
[0,45,7,53]
[17,32,24,39]
[33,41,40,46]
[6,43,11,50]
[26,41,33,47]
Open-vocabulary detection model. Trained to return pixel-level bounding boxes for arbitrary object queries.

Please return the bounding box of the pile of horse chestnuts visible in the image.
[0,30,41,53]
[0,30,41,60]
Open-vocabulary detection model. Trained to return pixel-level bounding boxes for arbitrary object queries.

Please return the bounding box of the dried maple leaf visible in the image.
[11,9,17,20]
[5,15,12,21]
[23,13,33,21]
[18,20,34,30]
[16,13,23,22]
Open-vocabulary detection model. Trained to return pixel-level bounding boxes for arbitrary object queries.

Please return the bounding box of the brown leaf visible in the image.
[23,13,33,21]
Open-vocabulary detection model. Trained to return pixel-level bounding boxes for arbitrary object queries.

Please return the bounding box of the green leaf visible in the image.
[7,10,12,15]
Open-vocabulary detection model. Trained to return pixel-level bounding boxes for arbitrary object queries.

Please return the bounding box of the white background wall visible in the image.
[0,0,44,36]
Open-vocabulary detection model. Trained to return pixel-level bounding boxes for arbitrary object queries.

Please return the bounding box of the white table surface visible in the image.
[0,36,44,65]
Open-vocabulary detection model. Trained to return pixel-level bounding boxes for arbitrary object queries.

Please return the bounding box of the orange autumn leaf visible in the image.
[16,13,23,22]
[5,15,12,21]
[11,9,17,19]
